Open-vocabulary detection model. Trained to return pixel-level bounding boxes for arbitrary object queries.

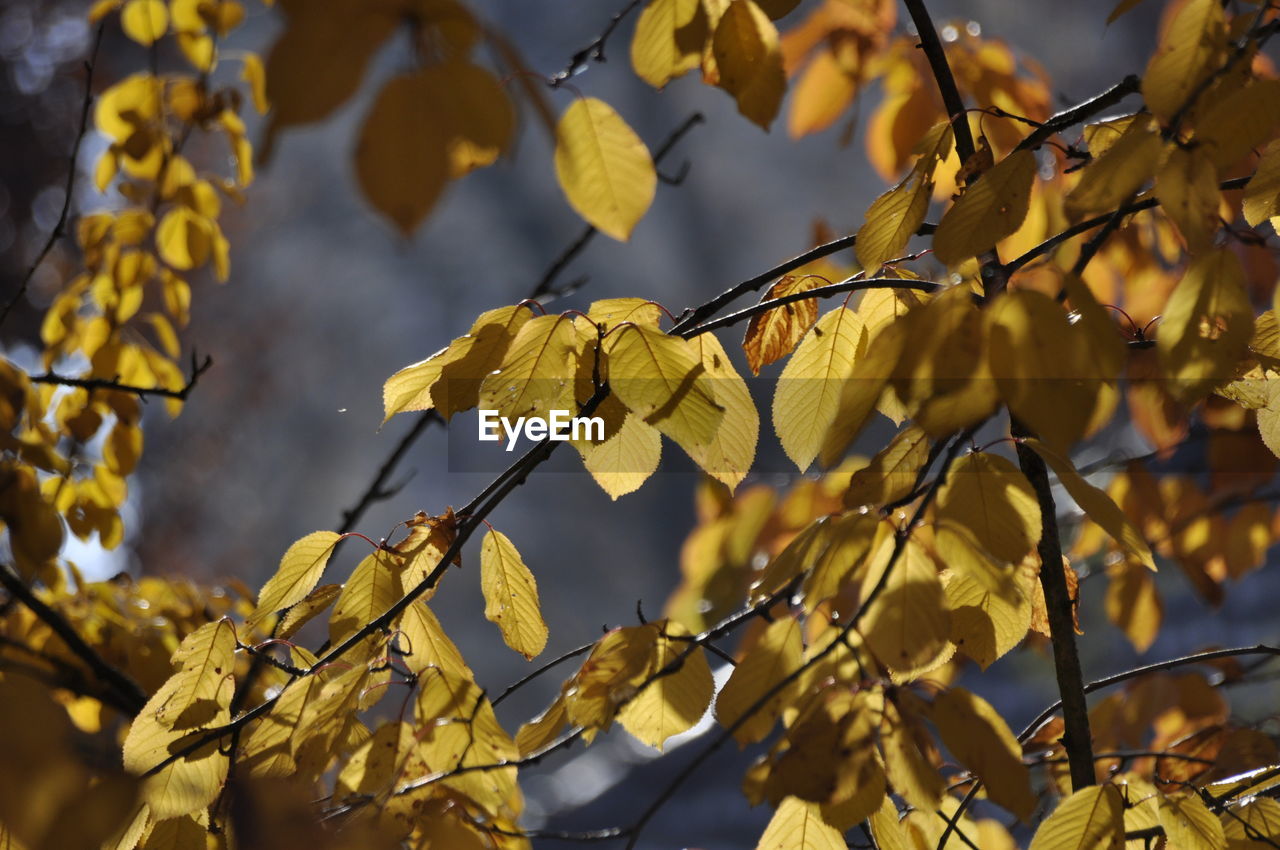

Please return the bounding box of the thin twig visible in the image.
[338,410,439,532]
[678,277,947,338]
[31,353,214,402]
[0,23,105,329]
[1015,75,1141,152]
[549,0,645,86]
[491,640,594,708]
[668,224,937,336]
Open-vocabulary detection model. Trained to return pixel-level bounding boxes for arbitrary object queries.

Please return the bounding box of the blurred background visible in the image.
[3,1,1279,846]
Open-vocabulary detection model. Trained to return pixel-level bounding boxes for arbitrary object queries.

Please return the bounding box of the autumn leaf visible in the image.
[248,530,342,626]
[1157,249,1253,403]
[715,616,802,744]
[354,72,450,234]
[743,274,821,375]
[862,538,950,677]
[1028,785,1125,850]
[631,0,706,89]
[856,167,932,272]
[480,529,548,660]
[936,452,1040,565]
[554,98,656,240]
[1141,0,1227,123]
[755,797,847,850]
[713,0,787,129]
[773,306,867,470]
[617,620,713,749]
[607,322,725,453]
[932,149,1037,267]
[933,687,1037,819]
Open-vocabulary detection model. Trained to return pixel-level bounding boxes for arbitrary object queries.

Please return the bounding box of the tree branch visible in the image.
[1004,175,1252,274]
[0,563,147,715]
[0,22,105,330]
[902,0,975,164]
[1014,424,1096,791]
[669,223,937,335]
[1015,75,1141,153]
[549,0,646,86]
[30,352,213,402]
[678,276,947,338]
[1017,643,1280,745]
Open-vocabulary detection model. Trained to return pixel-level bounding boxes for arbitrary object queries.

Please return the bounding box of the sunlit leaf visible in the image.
[554,98,656,240]
[480,529,548,660]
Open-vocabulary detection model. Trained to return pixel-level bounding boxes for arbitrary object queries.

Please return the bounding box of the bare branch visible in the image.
[549,0,645,87]
[31,353,214,402]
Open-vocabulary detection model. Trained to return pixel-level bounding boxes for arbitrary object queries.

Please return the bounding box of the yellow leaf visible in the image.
[617,620,713,750]
[773,307,868,471]
[607,322,725,452]
[1259,383,1280,460]
[240,53,269,113]
[355,72,449,234]
[554,97,656,240]
[587,298,664,329]
[818,317,910,466]
[715,616,802,744]
[1157,248,1253,403]
[478,313,578,423]
[480,529,548,660]
[686,332,758,489]
[139,815,204,850]
[155,208,213,271]
[856,167,932,272]
[1221,797,1280,847]
[712,0,787,130]
[890,287,997,436]
[1158,793,1226,850]
[1155,144,1221,253]
[1029,785,1124,850]
[752,517,832,602]
[943,547,1034,669]
[276,583,341,640]
[1196,79,1280,169]
[121,0,168,46]
[328,549,403,649]
[936,452,1040,564]
[862,538,950,677]
[433,305,535,419]
[844,424,929,508]
[262,0,399,140]
[631,0,706,89]
[1023,438,1156,570]
[787,48,857,139]
[428,62,516,178]
[879,692,944,812]
[1244,139,1280,228]
[578,412,663,498]
[1066,114,1162,213]
[933,687,1037,819]
[397,600,472,679]
[932,149,1037,267]
[1104,558,1161,653]
[986,289,1101,451]
[248,530,342,626]
[516,694,569,756]
[743,274,821,375]
[803,511,879,610]
[565,625,659,732]
[1141,0,1227,123]
[123,678,229,819]
[156,619,237,731]
[414,668,519,809]
[868,796,913,850]
[755,797,847,850]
